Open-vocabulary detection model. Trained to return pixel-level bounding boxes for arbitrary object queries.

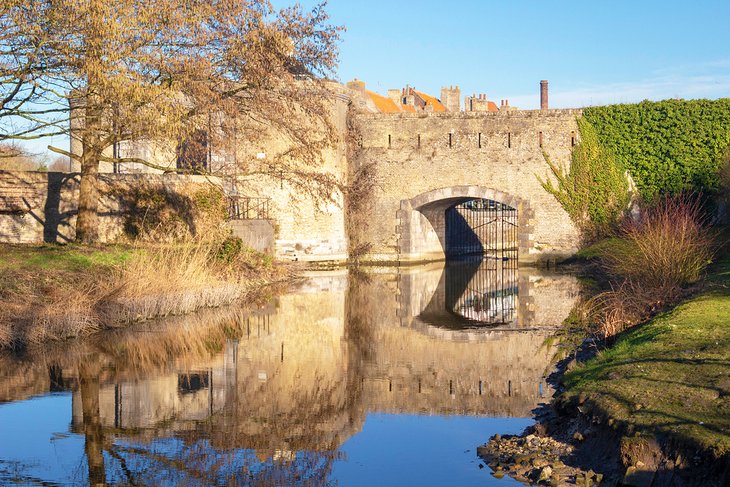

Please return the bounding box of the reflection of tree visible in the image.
[72,345,347,486]
[99,442,340,486]
[78,360,107,486]
[3,283,363,485]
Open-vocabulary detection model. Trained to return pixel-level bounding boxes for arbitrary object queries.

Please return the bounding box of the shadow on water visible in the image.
[0,265,581,486]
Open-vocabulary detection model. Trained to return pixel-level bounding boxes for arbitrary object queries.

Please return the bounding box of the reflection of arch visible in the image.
[396,186,533,261]
[415,257,530,332]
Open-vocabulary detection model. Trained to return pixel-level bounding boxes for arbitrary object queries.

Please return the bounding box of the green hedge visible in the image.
[583,99,730,200]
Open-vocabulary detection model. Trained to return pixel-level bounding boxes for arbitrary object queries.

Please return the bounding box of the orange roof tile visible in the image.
[414,90,447,112]
[401,104,416,113]
[366,90,401,113]
[487,101,499,112]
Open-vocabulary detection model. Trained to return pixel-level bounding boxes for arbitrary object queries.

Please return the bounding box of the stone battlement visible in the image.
[355,107,583,120]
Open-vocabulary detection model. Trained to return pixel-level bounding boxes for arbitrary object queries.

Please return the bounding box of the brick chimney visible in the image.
[540,80,548,110]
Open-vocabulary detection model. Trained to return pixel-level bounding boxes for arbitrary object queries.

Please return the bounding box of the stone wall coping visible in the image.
[0,170,222,185]
[355,108,583,121]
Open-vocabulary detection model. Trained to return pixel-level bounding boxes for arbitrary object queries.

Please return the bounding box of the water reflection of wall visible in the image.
[3,264,580,458]
[398,261,580,331]
[66,272,360,454]
[205,272,360,453]
[349,265,580,417]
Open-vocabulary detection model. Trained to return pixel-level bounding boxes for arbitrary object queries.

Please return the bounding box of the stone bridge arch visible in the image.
[396,186,533,262]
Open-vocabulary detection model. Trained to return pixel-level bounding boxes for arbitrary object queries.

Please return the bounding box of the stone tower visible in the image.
[440,86,461,112]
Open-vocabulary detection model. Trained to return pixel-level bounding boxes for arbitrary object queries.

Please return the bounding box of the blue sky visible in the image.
[16,0,730,157]
[306,0,730,108]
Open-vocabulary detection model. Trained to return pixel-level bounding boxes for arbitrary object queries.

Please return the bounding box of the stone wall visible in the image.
[0,170,222,244]
[348,109,582,263]
[228,220,275,255]
[5,97,583,264]
[236,86,351,262]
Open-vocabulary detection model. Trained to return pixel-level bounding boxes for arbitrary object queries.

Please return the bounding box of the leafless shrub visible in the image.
[605,193,716,290]
[586,193,717,337]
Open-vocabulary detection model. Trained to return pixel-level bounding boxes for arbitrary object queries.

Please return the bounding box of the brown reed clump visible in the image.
[0,239,283,350]
[21,288,102,345]
[0,268,105,348]
[587,193,717,337]
[0,317,12,349]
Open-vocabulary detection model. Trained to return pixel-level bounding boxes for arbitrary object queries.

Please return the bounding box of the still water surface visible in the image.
[0,259,579,486]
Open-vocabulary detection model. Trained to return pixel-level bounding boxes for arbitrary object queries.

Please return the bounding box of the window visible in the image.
[176,130,209,173]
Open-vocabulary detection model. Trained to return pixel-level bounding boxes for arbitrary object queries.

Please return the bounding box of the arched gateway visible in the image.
[346,109,581,264]
[396,186,533,262]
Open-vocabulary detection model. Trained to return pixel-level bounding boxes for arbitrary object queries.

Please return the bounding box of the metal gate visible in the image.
[444,198,518,260]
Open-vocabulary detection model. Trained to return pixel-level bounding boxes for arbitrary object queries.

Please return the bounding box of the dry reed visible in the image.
[587,194,717,337]
[1,239,284,350]
[101,239,246,322]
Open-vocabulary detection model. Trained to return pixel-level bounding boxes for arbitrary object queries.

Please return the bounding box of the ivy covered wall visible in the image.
[583,99,730,200]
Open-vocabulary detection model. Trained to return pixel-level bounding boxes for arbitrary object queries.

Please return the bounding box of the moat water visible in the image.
[0,258,580,486]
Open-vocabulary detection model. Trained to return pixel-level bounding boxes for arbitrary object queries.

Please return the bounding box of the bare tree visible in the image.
[0,0,342,242]
[0,142,45,170]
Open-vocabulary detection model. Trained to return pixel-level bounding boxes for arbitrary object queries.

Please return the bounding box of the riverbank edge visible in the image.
[478,251,730,487]
[0,243,298,351]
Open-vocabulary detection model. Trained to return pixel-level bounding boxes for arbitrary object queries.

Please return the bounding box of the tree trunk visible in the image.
[76,147,100,243]
[75,0,104,245]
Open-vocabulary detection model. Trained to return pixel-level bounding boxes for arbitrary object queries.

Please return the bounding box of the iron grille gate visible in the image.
[444,198,519,326]
[444,198,518,259]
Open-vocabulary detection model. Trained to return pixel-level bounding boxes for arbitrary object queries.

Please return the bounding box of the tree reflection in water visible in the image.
[0,267,581,486]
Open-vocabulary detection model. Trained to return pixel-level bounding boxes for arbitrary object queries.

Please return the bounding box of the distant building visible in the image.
[348,79,508,114]
[464,93,499,112]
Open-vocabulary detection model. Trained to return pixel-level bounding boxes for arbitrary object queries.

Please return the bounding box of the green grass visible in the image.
[573,237,630,261]
[0,244,133,273]
[563,252,730,459]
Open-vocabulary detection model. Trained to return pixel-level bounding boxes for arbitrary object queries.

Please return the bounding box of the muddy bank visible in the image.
[479,399,729,486]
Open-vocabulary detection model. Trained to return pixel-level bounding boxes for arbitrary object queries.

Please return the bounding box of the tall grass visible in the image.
[102,239,243,322]
[586,194,717,337]
[1,237,284,349]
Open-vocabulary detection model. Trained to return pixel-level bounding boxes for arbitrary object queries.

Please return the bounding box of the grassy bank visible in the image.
[0,242,286,350]
[561,252,730,461]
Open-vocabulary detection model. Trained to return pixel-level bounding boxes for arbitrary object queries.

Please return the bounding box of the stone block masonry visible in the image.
[2,93,584,264]
[348,109,582,264]
[228,219,275,255]
[0,170,223,244]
